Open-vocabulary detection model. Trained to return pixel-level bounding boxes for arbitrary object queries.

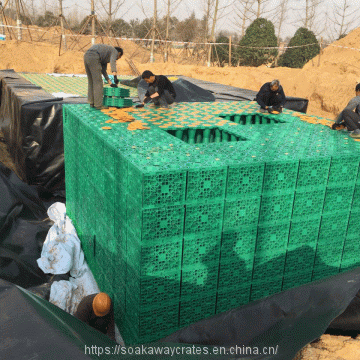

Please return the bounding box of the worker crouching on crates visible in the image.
[74,292,116,341]
[332,83,360,139]
[142,70,176,108]
[256,79,286,114]
[84,44,123,110]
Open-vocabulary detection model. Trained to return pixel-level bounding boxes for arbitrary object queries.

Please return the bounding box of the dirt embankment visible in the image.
[2,27,360,119]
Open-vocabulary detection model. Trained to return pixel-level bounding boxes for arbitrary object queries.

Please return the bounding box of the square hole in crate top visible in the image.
[219,113,287,125]
[165,127,247,144]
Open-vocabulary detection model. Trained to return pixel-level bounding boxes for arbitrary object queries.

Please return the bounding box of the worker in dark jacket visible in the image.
[142,70,176,108]
[256,79,286,113]
[74,292,115,341]
[84,44,123,109]
[332,83,360,138]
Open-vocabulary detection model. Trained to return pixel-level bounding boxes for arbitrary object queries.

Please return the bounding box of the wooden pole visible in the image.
[0,2,5,37]
[164,0,170,62]
[91,0,95,45]
[19,0,33,41]
[207,43,211,67]
[318,36,323,67]
[1,0,15,40]
[15,0,22,40]
[108,0,112,35]
[59,0,66,50]
[229,35,232,66]
[150,0,157,63]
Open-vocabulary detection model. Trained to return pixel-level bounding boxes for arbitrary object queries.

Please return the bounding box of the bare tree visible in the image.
[164,0,182,61]
[23,0,37,21]
[233,0,255,38]
[40,0,56,15]
[328,0,358,40]
[290,0,325,36]
[150,0,157,62]
[273,0,289,44]
[248,0,273,19]
[66,3,81,28]
[202,0,231,65]
[203,0,215,42]
[301,0,323,32]
[97,0,126,35]
[139,0,155,36]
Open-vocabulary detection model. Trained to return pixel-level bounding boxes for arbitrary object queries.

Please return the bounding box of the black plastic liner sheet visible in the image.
[0,163,52,288]
[161,268,360,359]
[0,279,118,360]
[1,269,360,360]
[327,291,360,336]
[178,76,309,113]
[0,70,87,195]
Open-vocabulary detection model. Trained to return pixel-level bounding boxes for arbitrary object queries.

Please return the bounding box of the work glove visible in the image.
[143,96,152,104]
[114,75,119,85]
[110,83,118,88]
[332,122,344,130]
[268,106,282,114]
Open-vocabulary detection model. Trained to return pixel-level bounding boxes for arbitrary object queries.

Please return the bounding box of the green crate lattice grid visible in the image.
[63,100,360,344]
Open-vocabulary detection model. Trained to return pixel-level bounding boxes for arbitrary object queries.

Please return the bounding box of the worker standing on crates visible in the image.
[256,79,286,114]
[84,44,123,110]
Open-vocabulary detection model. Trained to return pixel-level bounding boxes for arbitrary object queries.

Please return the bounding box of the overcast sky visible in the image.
[39,0,360,40]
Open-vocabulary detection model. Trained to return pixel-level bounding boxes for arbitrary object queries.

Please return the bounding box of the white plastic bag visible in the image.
[37,202,87,278]
[68,265,100,315]
[49,280,77,313]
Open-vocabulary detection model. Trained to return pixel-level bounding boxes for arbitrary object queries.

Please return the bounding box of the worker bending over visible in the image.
[84,44,123,110]
[256,79,286,114]
[142,71,176,108]
[74,292,115,341]
[332,83,360,139]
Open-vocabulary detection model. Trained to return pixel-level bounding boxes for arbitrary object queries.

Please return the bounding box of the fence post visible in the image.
[229,36,232,66]
[207,43,211,67]
[318,37,323,67]
[91,0,95,45]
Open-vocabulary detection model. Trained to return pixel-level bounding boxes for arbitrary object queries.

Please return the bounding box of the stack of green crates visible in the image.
[63,101,360,345]
[103,87,133,107]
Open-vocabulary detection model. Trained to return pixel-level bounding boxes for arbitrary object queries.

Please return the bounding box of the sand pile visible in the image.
[0,40,135,74]
[285,27,360,117]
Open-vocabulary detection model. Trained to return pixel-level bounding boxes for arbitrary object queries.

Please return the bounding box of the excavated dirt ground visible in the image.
[295,335,360,360]
[1,26,360,359]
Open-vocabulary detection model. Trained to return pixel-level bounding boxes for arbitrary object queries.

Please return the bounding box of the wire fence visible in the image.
[0,22,357,68]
